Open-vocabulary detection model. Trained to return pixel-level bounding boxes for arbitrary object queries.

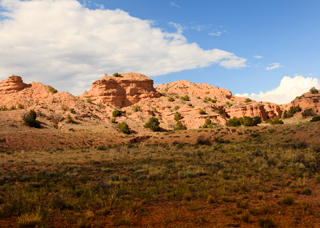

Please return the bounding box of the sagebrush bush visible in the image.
[113,73,121,77]
[144,117,160,131]
[23,109,41,128]
[199,109,206,114]
[112,109,121,117]
[168,97,175,102]
[301,108,314,117]
[245,98,252,103]
[49,86,58,94]
[118,122,130,134]
[180,95,189,101]
[174,112,182,121]
[133,105,140,112]
[310,87,318,94]
[174,121,187,131]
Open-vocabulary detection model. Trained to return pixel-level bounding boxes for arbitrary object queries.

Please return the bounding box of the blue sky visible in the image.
[0,0,319,103]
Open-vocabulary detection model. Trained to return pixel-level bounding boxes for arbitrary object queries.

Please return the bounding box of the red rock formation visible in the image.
[226,103,281,121]
[80,73,161,107]
[155,80,246,103]
[0,76,28,94]
[288,90,320,114]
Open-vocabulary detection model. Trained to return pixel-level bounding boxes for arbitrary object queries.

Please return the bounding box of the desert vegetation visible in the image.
[1,120,320,227]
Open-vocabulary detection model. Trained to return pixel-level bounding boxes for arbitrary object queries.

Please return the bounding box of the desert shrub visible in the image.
[23,109,41,128]
[174,106,180,111]
[49,86,58,94]
[205,118,211,125]
[241,116,261,127]
[69,108,75,114]
[310,116,320,122]
[302,188,312,195]
[9,106,17,110]
[0,106,8,111]
[118,122,130,134]
[97,145,107,150]
[301,108,314,117]
[174,112,182,121]
[205,97,217,103]
[258,217,276,228]
[228,117,241,127]
[197,136,211,145]
[180,95,189,101]
[199,109,206,114]
[278,196,294,205]
[144,117,160,132]
[113,73,121,77]
[174,121,187,131]
[283,105,302,118]
[245,98,252,103]
[112,109,121,117]
[168,97,175,102]
[310,87,318,94]
[65,114,75,123]
[16,212,42,228]
[267,117,284,125]
[111,118,116,123]
[133,105,140,112]
[86,98,92,103]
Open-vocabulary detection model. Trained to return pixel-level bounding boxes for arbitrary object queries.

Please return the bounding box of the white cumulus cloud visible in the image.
[253,55,263,59]
[0,0,247,95]
[266,63,282,70]
[236,75,320,104]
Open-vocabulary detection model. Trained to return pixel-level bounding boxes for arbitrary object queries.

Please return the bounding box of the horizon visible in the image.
[0,0,319,104]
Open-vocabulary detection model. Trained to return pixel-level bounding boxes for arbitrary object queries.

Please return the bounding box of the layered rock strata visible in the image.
[80,73,161,107]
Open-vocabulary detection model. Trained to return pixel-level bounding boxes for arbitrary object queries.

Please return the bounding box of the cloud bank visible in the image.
[236,75,320,104]
[0,0,247,95]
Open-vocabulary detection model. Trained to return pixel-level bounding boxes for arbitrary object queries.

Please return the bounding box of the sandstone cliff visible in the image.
[80,73,161,107]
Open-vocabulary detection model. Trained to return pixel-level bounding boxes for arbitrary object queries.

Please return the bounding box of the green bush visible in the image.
[174,112,182,121]
[113,73,122,77]
[301,108,314,117]
[112,109,121,117]
[205,118,211,125]
[199,109,206,114]
[267,117,284,125]
[118,122,130,134]
[133,105,140,112]
[245,98,252,103]
[24,109,41,128]
[49,86,58,94]
[144,117,161,132]
[69,108,75,114]
[310,116,320,122]
[174,106,180,111]
[310,87,318,94]
[227,117,241,127]
[180,95,189,101]
[283,105,302,118]
[258,217,276,228]
[168,97,175,102]
[111,118,116,123]
[174,121,187,131]
[86,98,92,103]
[66,114,75,123]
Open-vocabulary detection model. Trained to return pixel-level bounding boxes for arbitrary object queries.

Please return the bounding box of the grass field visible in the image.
[1,121,320,227]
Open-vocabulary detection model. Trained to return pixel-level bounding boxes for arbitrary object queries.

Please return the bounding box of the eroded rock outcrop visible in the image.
[80,73,161,107]
[226,103,281,121]
[287,90,320,114]
[0,76,28,95]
